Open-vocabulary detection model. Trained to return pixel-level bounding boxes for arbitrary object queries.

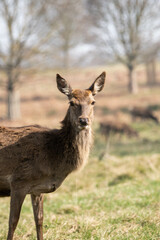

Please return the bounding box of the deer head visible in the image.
[56,72,106,130]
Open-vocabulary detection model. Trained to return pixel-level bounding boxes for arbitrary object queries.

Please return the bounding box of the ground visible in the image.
[0,64,160,239]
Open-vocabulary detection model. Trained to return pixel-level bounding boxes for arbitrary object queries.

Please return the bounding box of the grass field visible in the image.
[0,65,160,239]
[1,154,160,239]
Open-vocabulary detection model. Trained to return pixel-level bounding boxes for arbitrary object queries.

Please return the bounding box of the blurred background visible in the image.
[0,1,160,238]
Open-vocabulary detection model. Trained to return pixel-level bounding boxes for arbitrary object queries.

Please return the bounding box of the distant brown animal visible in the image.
[100,121,138,138]
[130,107,159,124]
[99,120,138,160]
[0,72,105,240]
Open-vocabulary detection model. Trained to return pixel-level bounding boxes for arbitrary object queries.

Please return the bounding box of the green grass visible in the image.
[1,155,160,239]
[1,121,160,239]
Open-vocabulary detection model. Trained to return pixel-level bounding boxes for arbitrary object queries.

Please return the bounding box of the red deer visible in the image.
[0,72,105,240]
[100,121,138,138]
[130,107,159,124]
[99,120,138,160]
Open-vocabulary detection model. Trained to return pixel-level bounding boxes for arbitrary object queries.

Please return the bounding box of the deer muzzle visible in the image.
[79,117,89,129]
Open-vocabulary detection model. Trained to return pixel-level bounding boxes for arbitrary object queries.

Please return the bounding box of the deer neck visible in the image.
[60,109,93,170]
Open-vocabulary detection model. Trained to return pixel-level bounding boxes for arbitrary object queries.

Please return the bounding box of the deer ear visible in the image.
[88,72,106,96]
[56,74,72,97]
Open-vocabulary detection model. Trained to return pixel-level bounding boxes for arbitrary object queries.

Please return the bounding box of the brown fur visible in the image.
[72,89,91,99]
[0,72,105,240]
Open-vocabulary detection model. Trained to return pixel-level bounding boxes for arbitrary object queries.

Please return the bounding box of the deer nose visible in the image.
[79,118,89,126]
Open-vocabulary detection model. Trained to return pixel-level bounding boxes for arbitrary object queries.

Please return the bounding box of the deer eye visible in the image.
[91,101,96,105]
[69,101,75,106]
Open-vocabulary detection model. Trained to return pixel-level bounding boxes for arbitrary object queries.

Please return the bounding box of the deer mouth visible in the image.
[78,125,89,131]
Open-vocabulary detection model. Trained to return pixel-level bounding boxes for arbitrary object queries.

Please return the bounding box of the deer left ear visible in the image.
[56,74,72,97]
[88,72,106,96]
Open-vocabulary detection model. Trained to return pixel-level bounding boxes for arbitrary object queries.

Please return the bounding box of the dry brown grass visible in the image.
[0,64,160,129]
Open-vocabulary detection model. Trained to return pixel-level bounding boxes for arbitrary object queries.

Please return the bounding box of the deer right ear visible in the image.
[56,74,72,97]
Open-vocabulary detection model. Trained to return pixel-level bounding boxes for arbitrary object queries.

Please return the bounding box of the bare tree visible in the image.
[45,0,87,69]
[86,0,160,94]
[0,0,55,120]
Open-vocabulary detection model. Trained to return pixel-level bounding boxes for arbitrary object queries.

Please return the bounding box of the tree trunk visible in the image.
[128,66,138,94]
[145,60,157,86]
[146,62,152,85]
[151,60,157,84]
[7,89,21,120]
